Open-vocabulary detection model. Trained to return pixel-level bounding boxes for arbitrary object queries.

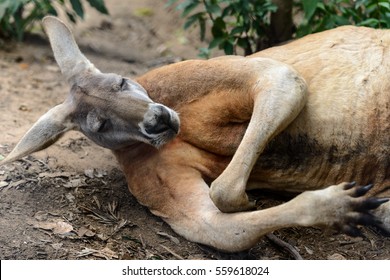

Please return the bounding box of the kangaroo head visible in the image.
[1,16,180,165]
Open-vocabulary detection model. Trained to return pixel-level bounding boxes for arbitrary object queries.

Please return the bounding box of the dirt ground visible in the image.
[0,0,389,260]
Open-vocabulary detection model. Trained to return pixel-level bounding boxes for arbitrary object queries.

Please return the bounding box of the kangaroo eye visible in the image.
[120,78,128,90]
[98,119,111,133]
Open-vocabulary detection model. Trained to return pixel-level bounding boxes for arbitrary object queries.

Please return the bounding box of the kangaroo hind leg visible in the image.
[166,171,387,251]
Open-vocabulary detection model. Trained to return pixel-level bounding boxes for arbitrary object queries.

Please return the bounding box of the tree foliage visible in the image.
[297,0,390,37]
[0,0,108,41]
[168,0,390,57]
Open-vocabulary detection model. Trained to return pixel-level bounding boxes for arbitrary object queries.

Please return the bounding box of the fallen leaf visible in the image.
[98,247,118,259]
[96,233,109,241]
[77,227,96,238]
[63,178,86,188]
[327,253,346,260]
[33,211,49,221]
[51,243,63,250]
[33,220,73,235]
[33,221,57,231]
[0,181,9,189]
[53,221,74,234]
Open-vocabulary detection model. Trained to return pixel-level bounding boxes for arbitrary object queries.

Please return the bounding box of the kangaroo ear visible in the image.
[0,103,76,166]
[42,16,100,83]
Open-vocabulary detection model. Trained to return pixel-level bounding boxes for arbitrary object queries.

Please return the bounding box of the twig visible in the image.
[266,233,303,260]
[160,244,184,260]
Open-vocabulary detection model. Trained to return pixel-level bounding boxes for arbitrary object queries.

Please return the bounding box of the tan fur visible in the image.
[2,18,389,252]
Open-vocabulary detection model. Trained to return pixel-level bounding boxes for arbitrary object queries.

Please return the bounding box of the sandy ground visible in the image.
[0,0,389,260]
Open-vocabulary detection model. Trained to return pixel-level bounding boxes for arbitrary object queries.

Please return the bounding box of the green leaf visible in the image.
[378,2,390,11]
[211,16,225,37]
[302,0,320,20]
[236,37,248,49]
[70,0,84,19]
[221,5,233,17]
[209,37,224,49]
[205,3,221,16]
[183,12,203,29]
[0,2,8,20]
[177,1,199,17]
[0,154,4,161]
[0,0,26,18]
[223,41,234,55]
[86,0,109,15]
[230,26,245,35]
[358,18,380,27]
[383,12,390,27]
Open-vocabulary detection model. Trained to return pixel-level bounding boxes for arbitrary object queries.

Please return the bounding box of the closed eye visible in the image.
[120,78,128,90]
[97,119,111,133]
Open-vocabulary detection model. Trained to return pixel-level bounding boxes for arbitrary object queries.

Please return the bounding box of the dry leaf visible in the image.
[34,211,49,221]
[77,227,96,238]
[51,243,63,250]
[63,178,86,188]
[98,247,118,259]
[53,221,74,234]
[327,253,346,260]
[0,181,9,189]
[97,233,109,241]
[33,220,73,235]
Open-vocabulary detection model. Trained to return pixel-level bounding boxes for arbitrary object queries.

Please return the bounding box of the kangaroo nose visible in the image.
[144,105,180,135]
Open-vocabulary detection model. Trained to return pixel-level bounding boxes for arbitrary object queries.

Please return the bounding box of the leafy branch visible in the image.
[0,0,108,41]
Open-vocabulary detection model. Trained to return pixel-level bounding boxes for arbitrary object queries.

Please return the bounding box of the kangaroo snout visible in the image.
[139,104,180,148]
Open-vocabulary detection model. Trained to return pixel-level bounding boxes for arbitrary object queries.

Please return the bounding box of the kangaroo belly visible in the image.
[249,107,390,194]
